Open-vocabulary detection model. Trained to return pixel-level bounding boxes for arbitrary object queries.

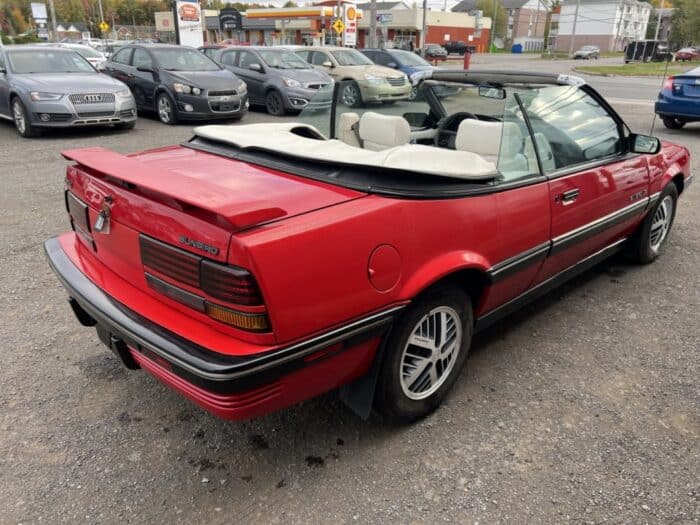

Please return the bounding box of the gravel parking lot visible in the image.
[1,84,698,523]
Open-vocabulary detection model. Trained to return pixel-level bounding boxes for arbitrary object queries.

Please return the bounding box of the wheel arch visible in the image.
[399,252,492,314]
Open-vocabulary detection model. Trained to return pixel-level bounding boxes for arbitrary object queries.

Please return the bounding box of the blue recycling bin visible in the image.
[511,43,523,54]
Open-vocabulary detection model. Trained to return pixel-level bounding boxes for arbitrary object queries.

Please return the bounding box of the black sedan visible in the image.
[103,44,248,124]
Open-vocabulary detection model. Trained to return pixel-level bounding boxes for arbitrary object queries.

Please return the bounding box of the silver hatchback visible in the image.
[0,45,136,137]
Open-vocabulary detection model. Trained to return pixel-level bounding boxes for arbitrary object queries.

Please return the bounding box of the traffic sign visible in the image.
[332,18,345,34]
[99,21,109,32]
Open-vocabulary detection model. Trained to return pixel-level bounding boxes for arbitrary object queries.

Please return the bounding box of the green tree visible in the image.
[475,0,506,44]
[669,0,700,46]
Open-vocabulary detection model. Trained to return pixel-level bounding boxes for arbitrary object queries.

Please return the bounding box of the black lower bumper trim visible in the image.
[44,237,403,393]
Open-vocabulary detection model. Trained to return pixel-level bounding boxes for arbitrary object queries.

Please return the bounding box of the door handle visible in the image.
[556,188,580,204]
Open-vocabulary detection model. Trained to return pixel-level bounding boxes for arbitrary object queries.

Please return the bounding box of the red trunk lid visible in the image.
[62,145,365,336]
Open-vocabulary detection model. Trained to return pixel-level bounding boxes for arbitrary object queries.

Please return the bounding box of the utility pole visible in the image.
[653,0,664,41]
[420,0,427,53]
[336,0,342,45]
[568,0,580,56]
[489,0,499,53]
[48,0,58,41]
[369,0,377,48]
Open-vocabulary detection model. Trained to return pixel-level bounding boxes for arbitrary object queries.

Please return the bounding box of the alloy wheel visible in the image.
[158,95,173,123]
[408,86,418,101]
[649,195,674,252]
[342,84,360,107]
[399,306,463,400]
[266,91,284,116]
[13,100,26,134]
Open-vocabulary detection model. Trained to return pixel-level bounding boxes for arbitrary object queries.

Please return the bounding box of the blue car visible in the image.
[655,66,700,129]
[360,48,433,100]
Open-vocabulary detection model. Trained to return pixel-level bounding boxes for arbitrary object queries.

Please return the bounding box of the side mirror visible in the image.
[630,133,661,154]
[321,60,333,68]
[387,61,398,69]
[136,64,154,73]
[249,63,263,72]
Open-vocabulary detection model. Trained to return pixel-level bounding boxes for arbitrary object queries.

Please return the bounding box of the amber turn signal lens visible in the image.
[205,303,269,332]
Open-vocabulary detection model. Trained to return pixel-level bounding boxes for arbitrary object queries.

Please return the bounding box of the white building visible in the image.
[554,0,651,53]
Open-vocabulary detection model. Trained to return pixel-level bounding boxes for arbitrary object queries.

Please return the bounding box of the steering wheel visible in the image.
[435,111,478,149]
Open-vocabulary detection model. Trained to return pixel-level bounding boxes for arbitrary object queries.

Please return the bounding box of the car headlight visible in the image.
[238,82,247,95]
[282,77,301,88]
[364,74,385,86]
[30,92,63,101]
[115,88,132,99]
[173,83,200,94]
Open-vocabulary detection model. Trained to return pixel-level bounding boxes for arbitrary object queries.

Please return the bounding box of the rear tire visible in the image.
[662,116,685,130]
[629,183,678,264]
[12,97,38,138]
[375,288,472,423]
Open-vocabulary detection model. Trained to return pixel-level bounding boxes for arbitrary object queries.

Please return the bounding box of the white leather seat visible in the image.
[358,111,411,151]
[338,112,361,148]
[524,132,556,172]
[455,119,529,175]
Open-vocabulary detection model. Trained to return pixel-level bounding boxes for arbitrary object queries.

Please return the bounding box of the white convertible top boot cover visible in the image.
[194,123,497,180]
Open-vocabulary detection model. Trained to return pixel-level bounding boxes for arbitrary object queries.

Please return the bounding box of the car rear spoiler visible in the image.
[61,147,286,231]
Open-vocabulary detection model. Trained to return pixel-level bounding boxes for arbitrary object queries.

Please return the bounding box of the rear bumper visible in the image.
[655,99,700,120]
[44,236,401,419]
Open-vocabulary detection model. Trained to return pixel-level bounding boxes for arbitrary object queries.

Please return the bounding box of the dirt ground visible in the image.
[0,98,698,523]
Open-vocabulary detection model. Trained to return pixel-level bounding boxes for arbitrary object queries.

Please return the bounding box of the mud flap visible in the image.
[338,337,389,420]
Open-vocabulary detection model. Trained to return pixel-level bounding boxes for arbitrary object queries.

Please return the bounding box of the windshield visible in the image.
[391,50,431,67]
[581,46,597,51]
[7,49,95,73]
[151,48,220,71]
[331,49,373,66]
[258,50,310,69]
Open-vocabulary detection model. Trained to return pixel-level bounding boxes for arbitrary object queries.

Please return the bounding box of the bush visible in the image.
[1,34,12,45]
[13,34,41,45]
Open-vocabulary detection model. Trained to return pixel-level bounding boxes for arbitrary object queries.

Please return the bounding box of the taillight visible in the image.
[200,260,263,306]
[205,303,269,332]
[663,76,674,91]
[139,234,269,332]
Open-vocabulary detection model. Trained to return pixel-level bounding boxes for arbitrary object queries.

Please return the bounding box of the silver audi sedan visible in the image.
[0,45,137,137]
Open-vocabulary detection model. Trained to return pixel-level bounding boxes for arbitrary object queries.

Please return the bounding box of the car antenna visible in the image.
[649,55,673,136]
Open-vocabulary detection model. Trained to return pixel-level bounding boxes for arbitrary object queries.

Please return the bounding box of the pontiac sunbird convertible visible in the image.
[46,70,692,423]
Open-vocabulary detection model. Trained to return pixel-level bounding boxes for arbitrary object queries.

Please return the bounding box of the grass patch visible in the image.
[575,62,698,76]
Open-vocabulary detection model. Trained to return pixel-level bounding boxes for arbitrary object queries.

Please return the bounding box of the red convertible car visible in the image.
[46,71,692,423]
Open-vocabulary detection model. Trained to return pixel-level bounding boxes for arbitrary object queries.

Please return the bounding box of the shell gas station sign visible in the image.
[343,6,357,46]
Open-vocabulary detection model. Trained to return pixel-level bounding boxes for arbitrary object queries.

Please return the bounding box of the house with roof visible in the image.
[453,0,549,51]
[554,0,651,53]
[55,21,89,40]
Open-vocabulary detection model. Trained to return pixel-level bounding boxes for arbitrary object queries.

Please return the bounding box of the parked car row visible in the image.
[3,41,699,138]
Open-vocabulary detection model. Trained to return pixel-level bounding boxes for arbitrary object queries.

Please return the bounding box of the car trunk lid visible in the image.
[672,73,700,98]
[62,145,365,316]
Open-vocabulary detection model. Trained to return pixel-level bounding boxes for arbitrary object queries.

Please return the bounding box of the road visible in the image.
[470,54,665,103]
[0,66,698,524]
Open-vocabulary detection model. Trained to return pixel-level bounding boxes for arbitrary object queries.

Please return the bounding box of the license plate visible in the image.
[219,104,234,111]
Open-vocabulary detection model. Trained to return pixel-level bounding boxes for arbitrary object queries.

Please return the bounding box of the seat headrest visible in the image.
[358,111,411,150]
[455,119,522,157]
